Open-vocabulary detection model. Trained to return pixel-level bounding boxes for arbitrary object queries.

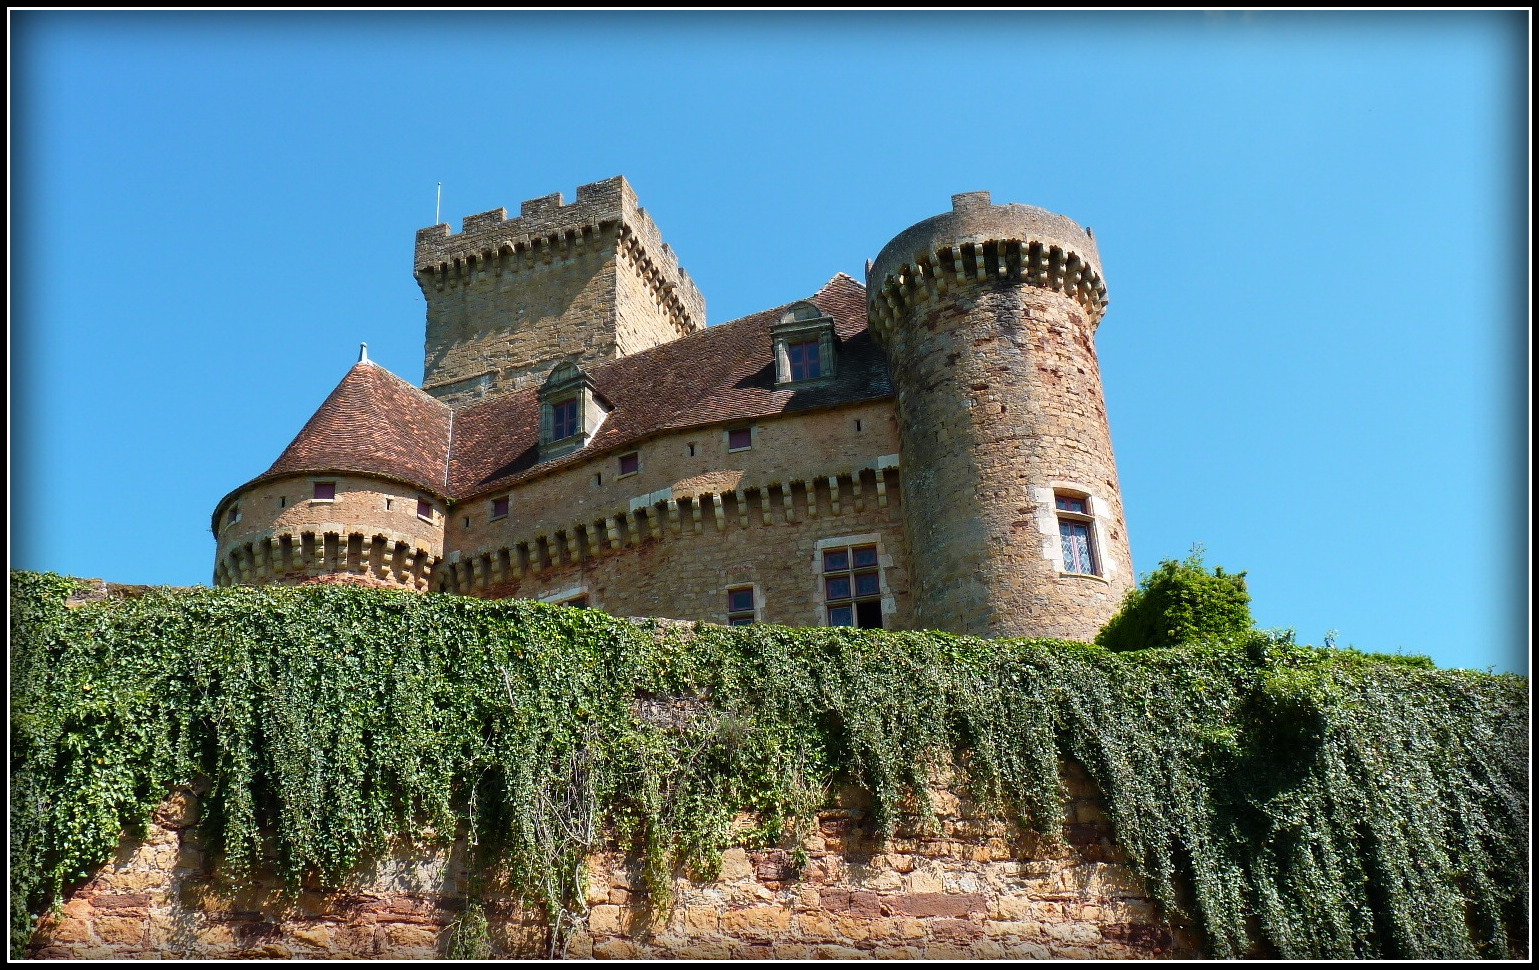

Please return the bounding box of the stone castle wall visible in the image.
[443,403,913,629]
[416,177,706,406]
[212,474,446,590]
[868,193,1132,641]
[27,763,1199,960]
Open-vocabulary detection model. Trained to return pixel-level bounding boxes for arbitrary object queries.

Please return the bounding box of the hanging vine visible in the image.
[9,571,1527,959]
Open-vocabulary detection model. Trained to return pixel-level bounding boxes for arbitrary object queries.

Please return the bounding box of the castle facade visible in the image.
[210,177,1131,640]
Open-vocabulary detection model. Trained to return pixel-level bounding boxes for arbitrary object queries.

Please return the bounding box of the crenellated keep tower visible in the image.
[867,192,1133,641]
[414,175,706,407]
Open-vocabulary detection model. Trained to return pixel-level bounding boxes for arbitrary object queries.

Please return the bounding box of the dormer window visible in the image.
[539,361,608,460]
[772,302,836,388]
[552,398,578,441]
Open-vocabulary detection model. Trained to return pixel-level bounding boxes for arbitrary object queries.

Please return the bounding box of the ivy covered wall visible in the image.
[9,572,1528,959]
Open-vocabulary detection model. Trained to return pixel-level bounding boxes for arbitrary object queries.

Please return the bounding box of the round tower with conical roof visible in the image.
[209,348,451,591]
[867,192,1133,641]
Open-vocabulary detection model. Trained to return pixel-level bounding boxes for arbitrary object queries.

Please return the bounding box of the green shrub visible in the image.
[1097,546,1253,652]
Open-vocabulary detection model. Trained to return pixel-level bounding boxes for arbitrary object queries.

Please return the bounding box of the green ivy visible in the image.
[8,571,1527,959]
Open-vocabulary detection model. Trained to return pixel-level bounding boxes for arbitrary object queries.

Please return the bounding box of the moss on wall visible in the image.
[9,571,1527,959]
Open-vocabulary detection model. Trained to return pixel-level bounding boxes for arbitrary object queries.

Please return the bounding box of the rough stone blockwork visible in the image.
[28,764,1198,960]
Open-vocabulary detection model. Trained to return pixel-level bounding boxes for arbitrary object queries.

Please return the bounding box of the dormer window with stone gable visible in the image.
[772,302,836,388]
[539,361,609,461]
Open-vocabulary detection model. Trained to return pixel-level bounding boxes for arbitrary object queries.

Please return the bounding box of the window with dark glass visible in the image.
[552,398,579,440]
[727,586,756,626]
[313,481,335,501]
[226,504,241,526]
[417,498,433,521]
[788,340,822,381]
[728,427,752,451]
[823,544,883,628]
[619,452,640,476]
[492,496,509,519]
[1055,493,1100,576]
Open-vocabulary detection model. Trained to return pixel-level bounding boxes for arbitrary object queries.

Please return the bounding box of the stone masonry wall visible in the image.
[888,279,1133,641]
[27,762,1199,960]
[213,474,445,590]
[416,177,706,406]
[443,403,911,628]
[420,237,623,405]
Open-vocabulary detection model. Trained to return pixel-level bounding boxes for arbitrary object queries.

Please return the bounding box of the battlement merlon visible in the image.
[413,175,706,333]
[866,191,1109,336]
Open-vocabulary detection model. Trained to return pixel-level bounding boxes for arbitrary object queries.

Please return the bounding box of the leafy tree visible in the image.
[1096,545,1253,652]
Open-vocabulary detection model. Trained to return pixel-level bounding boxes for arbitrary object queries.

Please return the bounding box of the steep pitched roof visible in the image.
[447,273,891,498]
[256,360,453,495]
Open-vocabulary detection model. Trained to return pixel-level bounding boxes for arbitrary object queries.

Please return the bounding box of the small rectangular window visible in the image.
[384,497,392,510]
[227,505,241,526]
[279,496,287,508]
[728,427,752,451]
[727,586,756,625]
[313,482,335,501]
[417,498,433,521]
[1055,494,1088,515]
[788,339,823,381]
[619,452,640,476]
[492,497,509,519]
[552,398,578,441]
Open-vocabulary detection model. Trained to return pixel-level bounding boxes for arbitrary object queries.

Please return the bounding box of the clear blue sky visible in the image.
[10,12,1529,673]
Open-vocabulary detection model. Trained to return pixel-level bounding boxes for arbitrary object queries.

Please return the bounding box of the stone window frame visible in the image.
[1037,485,1114,583]
[771,302,837,388]
[812,532,896,628]
[416,497,435,523]
[725,584,760,626]
[618,451,641,478]
[539,585,593,610]
[490,495,510,520]
[224,502,242,529]
[539,362,609,461]
[310,479,338,504]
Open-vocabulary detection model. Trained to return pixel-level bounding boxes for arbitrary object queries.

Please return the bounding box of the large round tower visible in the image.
[868,191,1133,641]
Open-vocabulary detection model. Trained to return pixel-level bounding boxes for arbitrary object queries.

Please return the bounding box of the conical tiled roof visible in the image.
[248,360,452,497]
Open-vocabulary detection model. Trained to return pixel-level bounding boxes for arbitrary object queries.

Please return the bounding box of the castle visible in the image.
[210,177,1132,641]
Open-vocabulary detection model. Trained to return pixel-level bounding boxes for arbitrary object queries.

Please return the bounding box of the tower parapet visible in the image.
[868,192,1131,641]
[415,176,706,406]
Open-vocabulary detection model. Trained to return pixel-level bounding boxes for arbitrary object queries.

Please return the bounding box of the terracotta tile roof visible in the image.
[447,273,891,499]
[256,361,453,495]
[220,274,890,522]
